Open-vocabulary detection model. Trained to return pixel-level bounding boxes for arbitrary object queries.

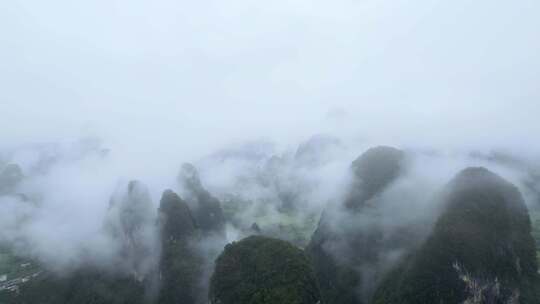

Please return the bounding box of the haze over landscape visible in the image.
[1,1,540,303]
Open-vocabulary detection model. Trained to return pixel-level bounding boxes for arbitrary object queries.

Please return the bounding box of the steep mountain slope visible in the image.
[158,189,204,304]
[307,146,406,304]
[209,236,321,304]
[373,167,540,304]
[178,163,226,235]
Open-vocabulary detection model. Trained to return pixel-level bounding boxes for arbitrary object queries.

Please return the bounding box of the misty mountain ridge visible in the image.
[2,138,540,304]
[2,0,540,301]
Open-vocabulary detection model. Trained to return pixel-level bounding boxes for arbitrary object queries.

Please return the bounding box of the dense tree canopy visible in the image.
[209,236,322,304]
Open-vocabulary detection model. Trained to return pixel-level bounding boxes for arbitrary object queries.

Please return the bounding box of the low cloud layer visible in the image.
[0,0,539,290]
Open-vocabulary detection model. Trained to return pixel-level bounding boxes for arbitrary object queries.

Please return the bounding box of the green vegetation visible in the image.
[6,149,540,304]
[345,146,404,209]
[252,211,319,247]
[105,180,157,281]
[307,236,360,304]
[178,163,226,234]
[307,146,405,304]
[1,245,145,304]
[222,194,319,247]
[1,270,146,304]
[0,248,38,280]
[373,167,540,304]
[158,189,204,304]
[530,211,540,265]
[209,236,322,304]
[0,246,42,302]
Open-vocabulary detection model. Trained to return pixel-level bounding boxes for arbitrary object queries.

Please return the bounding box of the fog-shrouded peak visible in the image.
[105,180,158,281]
[345,146,405,209]
[177,163,226,235]
[446,166,532,215]
[158,189,205,304]
[1,1,540,302]
[307,146,412,304]
[294,134,343,167]
[373,167,540,304]
[179,163,204,196]
[108,180,155,236]
[159,190,197,241]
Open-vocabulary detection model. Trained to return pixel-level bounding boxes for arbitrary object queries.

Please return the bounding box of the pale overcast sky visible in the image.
[1,0,539,153]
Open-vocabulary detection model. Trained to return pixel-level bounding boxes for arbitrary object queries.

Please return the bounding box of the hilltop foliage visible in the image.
[209,236,322,304]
